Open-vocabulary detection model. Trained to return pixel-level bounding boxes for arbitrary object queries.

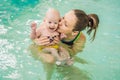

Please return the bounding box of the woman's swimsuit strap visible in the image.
[61,32,81,45]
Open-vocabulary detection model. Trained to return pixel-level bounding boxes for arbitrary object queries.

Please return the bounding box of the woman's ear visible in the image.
[72,31,79,36]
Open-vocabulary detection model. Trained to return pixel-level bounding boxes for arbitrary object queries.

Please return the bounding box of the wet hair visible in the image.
[73,9,99,41]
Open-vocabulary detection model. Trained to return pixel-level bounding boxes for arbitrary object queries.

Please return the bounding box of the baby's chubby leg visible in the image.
[59,46,70,59]
[39,53,55,63]
[42,48,61,60]
[59,46,73,65]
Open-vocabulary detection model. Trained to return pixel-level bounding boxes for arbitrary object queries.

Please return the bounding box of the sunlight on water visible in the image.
[0,0,120,80]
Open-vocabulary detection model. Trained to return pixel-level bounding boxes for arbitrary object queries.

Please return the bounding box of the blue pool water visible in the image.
[0,0,120,80]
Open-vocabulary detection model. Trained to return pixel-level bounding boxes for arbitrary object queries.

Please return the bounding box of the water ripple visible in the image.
[0,53,17,70]
[3,70,21,79]
[0,25,8,34]
[0,39,17,70]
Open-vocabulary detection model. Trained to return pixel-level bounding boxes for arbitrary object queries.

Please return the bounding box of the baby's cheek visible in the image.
[46,23,50,26]
[55,25,58,29]
[56,24,58,26]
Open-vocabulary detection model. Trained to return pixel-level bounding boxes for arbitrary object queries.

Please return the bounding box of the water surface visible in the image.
[0,0,120,80]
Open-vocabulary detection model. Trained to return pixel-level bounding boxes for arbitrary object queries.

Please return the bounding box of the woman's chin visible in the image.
[57,29,62,33]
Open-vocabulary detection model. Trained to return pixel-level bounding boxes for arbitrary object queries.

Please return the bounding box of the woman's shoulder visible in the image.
[79,32,86,41]
[75,32,86,43]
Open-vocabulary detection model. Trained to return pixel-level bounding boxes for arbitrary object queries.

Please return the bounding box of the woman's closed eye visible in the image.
[65,23,68,27]
[62,17,68,27]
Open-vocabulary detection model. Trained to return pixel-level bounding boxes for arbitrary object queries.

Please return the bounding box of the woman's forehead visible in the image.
[64,11,77,26]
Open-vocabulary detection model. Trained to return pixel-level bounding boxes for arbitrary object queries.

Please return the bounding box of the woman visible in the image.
[58,9,99,57]
[30,9,99,64]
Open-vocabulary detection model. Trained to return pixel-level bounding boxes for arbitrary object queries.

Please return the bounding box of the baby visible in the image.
[30,8,73,65]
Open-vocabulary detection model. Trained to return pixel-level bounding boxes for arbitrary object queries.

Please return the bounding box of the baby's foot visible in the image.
[66,58,74,66]
[55,61,62,65]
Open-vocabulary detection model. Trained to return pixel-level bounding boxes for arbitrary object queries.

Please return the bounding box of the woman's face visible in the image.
[58,10,77,35]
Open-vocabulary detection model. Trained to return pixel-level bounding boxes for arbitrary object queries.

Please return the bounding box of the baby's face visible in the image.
[45,13,60,32]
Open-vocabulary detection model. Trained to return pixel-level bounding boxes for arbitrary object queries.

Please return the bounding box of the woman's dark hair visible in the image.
[73,9,99,41]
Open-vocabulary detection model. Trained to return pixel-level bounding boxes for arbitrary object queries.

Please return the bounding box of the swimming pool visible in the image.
[0,0,120,80]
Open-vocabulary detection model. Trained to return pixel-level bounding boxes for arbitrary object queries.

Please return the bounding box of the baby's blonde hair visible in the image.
[45,8,60,18]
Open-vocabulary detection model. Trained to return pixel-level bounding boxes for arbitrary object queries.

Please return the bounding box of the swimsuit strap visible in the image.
[61,32,81,45]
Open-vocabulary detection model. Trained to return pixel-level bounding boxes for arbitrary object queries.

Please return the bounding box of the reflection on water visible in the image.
[55,65,91,80]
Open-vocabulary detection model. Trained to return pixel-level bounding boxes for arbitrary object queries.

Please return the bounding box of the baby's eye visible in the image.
[49,21,51,24]
[54,22,58,24]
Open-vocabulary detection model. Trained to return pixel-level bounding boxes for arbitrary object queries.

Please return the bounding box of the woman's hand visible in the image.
[52,37,60,44]
[34,37,50,46]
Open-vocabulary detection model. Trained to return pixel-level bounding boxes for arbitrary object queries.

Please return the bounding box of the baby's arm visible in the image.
[30,22,45,40]
[33,25,43,45]
[30,22,37,40]
[35,22,46,38]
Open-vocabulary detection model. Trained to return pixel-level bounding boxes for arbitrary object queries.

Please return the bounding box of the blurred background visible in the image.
[0,0,120,80]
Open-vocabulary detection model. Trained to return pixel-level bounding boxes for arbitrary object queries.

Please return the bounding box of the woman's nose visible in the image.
[59,21,62,26]
[59,19,63,26]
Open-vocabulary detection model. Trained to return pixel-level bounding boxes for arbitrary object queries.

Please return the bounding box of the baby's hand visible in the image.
[31,22,37,30]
